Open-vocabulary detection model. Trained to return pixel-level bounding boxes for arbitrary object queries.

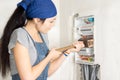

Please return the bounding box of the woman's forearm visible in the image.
[48,54,66,76]
[31,56,51,79]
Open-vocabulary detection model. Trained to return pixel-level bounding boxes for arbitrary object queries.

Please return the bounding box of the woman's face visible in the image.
[36,16,56,33]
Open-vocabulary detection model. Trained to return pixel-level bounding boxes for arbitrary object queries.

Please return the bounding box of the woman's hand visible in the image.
[66,41,84,54]
[47,48,62,61]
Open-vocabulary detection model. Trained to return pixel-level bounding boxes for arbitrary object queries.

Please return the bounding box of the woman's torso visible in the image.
[8,28,49,80]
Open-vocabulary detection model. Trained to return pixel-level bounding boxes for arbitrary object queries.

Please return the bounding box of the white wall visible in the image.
[59,0,120,80]
[1,0,120,80]
[97,0,120,80]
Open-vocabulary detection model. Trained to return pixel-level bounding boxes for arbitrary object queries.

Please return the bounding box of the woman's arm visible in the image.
[48,41,84,76]
[48,54,66,76]
[13,42,60,80]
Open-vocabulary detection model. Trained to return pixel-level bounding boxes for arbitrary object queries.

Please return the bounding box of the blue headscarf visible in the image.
[17,0,57,19]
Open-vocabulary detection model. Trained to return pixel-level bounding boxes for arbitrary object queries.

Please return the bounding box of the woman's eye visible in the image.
[50,21,54,23]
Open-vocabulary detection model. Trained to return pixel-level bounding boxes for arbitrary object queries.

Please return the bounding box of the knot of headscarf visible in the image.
[17,0,33,10]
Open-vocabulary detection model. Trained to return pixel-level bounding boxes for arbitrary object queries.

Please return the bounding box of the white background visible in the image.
[1,0,120,80]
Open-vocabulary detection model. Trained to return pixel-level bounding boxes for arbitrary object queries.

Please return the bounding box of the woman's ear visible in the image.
[33,18,41,23]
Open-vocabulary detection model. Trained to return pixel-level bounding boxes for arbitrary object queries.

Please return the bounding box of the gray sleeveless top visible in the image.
[8,28,49,75]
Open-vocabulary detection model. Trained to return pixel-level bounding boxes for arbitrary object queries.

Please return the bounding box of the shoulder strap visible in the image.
[22,27,35,46]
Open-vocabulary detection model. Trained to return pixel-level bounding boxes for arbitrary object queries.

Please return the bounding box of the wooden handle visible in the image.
[56,45,75,52]
[56,38,94,52]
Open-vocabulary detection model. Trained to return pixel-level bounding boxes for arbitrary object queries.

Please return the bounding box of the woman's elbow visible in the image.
[20,74,35,80]
[21,77,34,80]
[48,69,55,77]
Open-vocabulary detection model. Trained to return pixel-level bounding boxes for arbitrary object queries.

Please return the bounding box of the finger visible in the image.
[78,41,84,44]
[73,41,78,45]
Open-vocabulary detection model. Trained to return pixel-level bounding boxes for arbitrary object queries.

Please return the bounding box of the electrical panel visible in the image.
[73,14,94,64]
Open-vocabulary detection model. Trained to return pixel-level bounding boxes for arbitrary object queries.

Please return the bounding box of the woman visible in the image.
[0,0,84,80]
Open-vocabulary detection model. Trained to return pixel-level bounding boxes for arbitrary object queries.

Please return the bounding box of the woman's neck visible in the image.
[24,21,43,43]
